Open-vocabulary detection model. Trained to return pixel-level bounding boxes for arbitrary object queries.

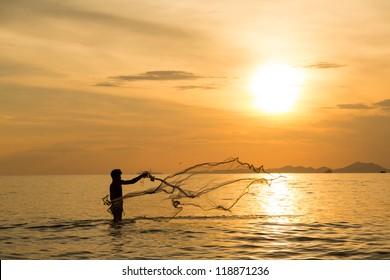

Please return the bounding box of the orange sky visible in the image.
[1,0,389,174]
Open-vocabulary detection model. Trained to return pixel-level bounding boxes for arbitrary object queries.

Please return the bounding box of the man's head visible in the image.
[110,169,122,179]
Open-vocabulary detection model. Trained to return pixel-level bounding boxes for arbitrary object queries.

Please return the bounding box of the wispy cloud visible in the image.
[0,0,195,40]
[337,99,390,112]
[93,82,120,87]
[0,58,59,77]
[337,103,372,110]
[175,85,218,90]
[103,71,226,90]
[373,99,390,111]
[0,114,15,120]
[301,62,346,69]
[111,71,205,82]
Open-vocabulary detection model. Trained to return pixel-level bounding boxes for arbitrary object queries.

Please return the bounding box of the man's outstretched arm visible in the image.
[121,171,149,185]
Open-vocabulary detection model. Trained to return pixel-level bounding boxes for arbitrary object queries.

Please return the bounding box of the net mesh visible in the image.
[103,157,278,220]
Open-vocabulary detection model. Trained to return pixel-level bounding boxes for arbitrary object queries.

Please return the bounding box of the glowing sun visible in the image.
[249,64,305,114]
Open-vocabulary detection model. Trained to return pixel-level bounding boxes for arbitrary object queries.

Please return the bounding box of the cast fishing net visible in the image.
[103,157,277,220]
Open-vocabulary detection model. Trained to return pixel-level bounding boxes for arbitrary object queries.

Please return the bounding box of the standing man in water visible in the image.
[109,169,150,222]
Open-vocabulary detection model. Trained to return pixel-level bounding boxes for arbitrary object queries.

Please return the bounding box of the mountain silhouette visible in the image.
[333,162,389,173]
[266,162,389,173]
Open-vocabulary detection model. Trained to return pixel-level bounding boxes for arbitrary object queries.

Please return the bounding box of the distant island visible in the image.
[265,162,390,173]
[187,161,389,174]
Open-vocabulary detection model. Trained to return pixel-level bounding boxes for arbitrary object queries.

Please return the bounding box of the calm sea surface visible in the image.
[0,173,389,259]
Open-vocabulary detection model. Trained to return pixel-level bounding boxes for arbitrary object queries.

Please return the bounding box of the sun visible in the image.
[249,64,305,114]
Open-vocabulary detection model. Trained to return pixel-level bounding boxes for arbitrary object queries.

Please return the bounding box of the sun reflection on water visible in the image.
[258,176,297,218]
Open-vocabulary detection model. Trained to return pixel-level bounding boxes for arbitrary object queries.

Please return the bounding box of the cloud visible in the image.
[96,71,226,90]
[93,82,120,87]
[0,114,15,120]
[337,103,372,110]
[111,71,204,82]
[0,0,201,44]
[301,62,346,69]
[175,85,219,90]
[0,58,60,77]
[373,99,390,110]
[337,99,390,112]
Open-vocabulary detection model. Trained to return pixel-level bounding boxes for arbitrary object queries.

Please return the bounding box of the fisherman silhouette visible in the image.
[109,169,150,222]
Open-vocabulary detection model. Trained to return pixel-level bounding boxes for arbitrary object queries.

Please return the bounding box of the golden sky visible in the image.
[1,0,389,174]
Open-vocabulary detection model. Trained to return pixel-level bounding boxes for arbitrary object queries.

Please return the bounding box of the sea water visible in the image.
[0,174,389,259]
